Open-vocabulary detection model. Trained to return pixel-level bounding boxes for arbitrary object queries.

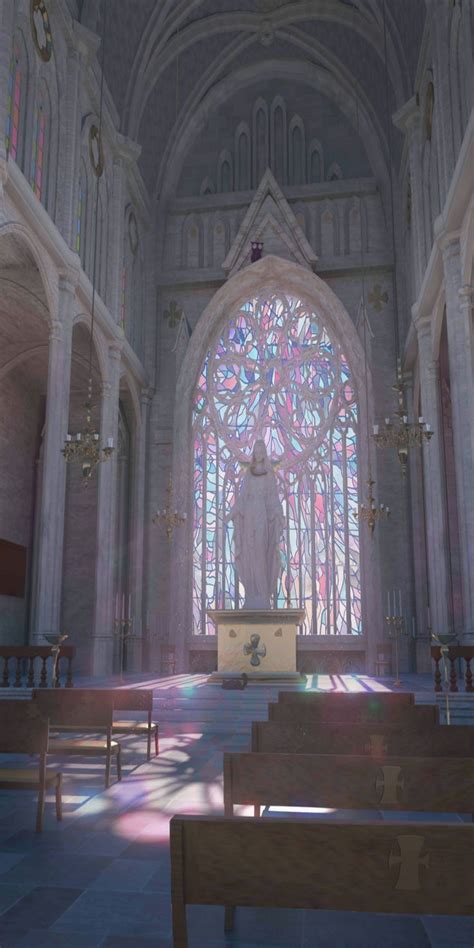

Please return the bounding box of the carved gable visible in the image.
[222,168,317,276]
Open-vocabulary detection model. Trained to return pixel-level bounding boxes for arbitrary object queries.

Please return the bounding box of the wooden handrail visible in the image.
[0,646,75,689]
[431,645,473,693]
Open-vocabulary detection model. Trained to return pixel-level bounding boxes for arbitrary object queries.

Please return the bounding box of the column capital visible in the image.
[140,386,154,408]
[109,342,123,363]
[438,230,461,259]
[459,284,474,307]
[48,319,62,343]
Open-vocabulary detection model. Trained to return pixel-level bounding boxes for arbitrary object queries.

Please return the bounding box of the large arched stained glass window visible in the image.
[192,292,361,636]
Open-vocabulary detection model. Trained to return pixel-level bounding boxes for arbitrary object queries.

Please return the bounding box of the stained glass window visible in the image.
[192,292,361,636]
[120,264,126,329]
[30,90,47,200]
[5,44,21,161]
[75,179,85,255]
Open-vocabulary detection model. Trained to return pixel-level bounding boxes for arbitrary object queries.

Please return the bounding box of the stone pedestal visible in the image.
[207,609,306,684]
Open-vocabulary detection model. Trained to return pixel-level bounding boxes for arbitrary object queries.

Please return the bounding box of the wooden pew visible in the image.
[251,721,474,757]
[0,700,62,832]
[170,815,474,946]
[277,691,415,708]
[32,690,122,788]
[267,701,439,725]
[223,751,474,817]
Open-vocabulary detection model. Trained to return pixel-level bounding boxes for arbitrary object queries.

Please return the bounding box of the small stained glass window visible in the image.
[5,44,21,161]
[75,179,84,254]
[31,90,47,200]
[192,293,361,636]
[120,265,126,329]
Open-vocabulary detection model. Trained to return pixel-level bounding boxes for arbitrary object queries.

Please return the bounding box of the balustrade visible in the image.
[0,646,75,689]
[431,645,473,693]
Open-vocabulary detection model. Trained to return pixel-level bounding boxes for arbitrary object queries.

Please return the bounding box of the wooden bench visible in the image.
[251,721,474,757]
[0,700,62,832]
[32,690,122,789]
[223,751,474,817]
[170,815,474,946]
[268,701,439,725]
[276,691,419,719]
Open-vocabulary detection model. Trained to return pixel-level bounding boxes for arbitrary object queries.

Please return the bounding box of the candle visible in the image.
[128,594,131,619]
[76,433,81,442]
[387,590,390,616]
[398,589,402,616]
[107,437,114,448]
[418,416,424,424]
[373,424,379,435]
[384,417,390,425]
[66,434,72,442]
[122,594,125,621]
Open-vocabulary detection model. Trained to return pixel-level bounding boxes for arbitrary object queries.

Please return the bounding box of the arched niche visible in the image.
[0,231,51,647]
[169,254,381,673]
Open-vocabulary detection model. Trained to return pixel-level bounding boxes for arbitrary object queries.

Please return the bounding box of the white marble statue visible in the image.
[228,439,284,610]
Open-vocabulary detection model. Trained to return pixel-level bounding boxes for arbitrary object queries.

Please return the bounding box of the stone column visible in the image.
[0,0,14,165]
[426,0,455,202]
[393,97,426,293]
[31,277,75,642]
[55,45,81,247]
[416,319,452,640]
[92,343,121,675]
[443,241,474,640]
[127,388,152,673]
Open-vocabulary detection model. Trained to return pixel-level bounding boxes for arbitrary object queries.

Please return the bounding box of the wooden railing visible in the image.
[0,646,75,689]
[431,645,473,693]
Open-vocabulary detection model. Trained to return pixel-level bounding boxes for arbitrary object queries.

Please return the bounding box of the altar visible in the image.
[207,608,306,684]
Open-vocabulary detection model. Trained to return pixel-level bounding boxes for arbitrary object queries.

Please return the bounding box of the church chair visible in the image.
[223,751,474,819]
[36,688,159,760]
[32,690,122,789]
[267,700,439,726]
[251,720,474,758]
[110,688,159,759]
[0,700,62,832]
[170,814,474,946]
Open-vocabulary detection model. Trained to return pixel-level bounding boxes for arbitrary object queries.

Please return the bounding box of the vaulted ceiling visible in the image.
[79,0,427,198]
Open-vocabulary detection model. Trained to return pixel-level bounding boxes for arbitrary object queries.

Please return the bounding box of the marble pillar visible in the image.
[426,0,455,202]
[127,388,152,673]
[31,277,74,642]
[394,97,427,292]
[92,343,121,675]
[0,0,14,166]
[442,238,474,641]
[417,319,452,640]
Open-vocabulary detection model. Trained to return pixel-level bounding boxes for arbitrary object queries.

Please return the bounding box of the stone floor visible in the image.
[0,673,473,947]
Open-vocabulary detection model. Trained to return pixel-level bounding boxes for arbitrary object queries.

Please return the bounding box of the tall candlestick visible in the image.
[398,589,402,616]
[122,594,125,621]
[128,594,131,620]
[387,590,390,616]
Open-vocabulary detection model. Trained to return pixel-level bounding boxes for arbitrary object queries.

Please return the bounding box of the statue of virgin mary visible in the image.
[228,440,284,610]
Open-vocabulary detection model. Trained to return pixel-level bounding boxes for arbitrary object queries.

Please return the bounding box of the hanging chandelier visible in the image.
[372,359,432,475]
[62,379,114,480]
[62,0,113,483]
[355,475,390,536]
[371,0,432,473]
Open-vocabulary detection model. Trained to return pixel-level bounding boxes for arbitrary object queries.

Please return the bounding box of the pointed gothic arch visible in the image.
[169,254,380,672]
